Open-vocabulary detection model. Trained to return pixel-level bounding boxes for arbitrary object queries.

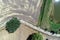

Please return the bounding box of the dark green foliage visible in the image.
[6,17,21,33]
[27,33,43,40]
[49,20,60,34]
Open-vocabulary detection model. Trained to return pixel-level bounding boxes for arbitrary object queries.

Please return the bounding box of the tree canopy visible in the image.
[27,33,43,40]
[6,17,21,33]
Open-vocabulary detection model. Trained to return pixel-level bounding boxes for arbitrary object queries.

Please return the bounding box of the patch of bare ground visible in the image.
[0,24,37,40]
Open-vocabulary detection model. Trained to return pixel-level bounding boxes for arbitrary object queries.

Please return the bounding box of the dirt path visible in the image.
[0,24,37,40]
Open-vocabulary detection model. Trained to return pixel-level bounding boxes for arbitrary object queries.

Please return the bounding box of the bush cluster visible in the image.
[27,33,43,40]
[6,17,21,33]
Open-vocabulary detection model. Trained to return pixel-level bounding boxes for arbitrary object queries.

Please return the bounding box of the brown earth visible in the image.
[0,24,37,40]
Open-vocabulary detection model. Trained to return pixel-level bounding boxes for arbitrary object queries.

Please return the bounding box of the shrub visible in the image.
[6,17,21,33]
[27,33,43,40]
[49,20,60,34]
[50,30,55,34]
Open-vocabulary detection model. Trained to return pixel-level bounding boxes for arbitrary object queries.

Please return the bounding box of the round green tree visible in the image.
[27,33,43,40]
[6,17,21,33]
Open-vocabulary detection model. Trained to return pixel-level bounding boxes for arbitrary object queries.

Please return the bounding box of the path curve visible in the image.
[0,13,60,38]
